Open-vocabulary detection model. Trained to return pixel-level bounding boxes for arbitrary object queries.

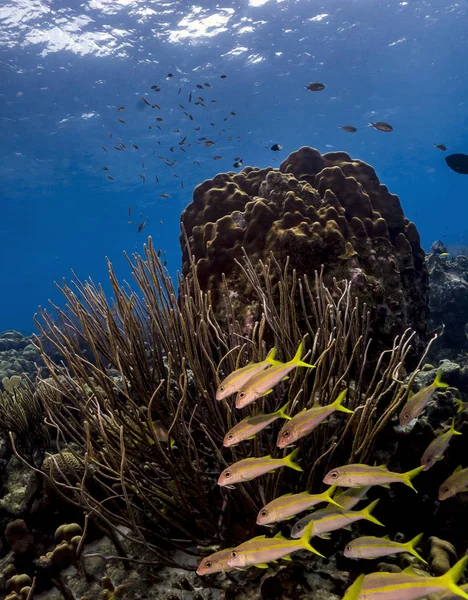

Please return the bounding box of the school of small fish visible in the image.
[196,352,467,600]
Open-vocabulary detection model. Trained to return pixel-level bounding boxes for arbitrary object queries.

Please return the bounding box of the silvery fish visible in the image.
[223,401,291,447]
[235,341,315,409]
[196,547,234,575]
[438,464,468,500]
[216,348,281,400]
[226,519,323,570]
[399,369,449,427]
[344,533,426,563]
[328,486,370,511]
[218,448,302,487]
[256,485,341,526]
[290,499,383,539]
[355,556,468,600]
[421,418,462,471]
[276,389,353,448]
[323,464,424,492]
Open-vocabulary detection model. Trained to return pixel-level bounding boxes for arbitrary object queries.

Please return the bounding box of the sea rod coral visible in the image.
[12,238,436,575]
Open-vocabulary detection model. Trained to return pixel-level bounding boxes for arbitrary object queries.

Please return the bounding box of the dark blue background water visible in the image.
[1,0,467,333]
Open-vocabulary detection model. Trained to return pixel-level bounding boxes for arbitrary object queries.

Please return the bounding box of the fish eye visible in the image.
[224,471,231,478]
[296,524,303,532]
[220,386,225,392]
[227,434,233,440]
[239,392,246,398]
[206,561,212,567]
[346,545,351,551]
[282,430,291,438]
[260,510,268,517]
[403,413,409,420]
[442,486,450,493]
[329,471,339,479]
[230,551,238,558]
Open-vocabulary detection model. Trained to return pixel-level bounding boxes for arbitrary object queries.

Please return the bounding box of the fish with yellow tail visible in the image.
[235,341,315,409]
[216,348,281,400]
[223,401,291,447]
[277,389,353,448]
[290,499,383,539]
[328,486,370,511]
[438,464,468,500]
[399,368,449,427]
[226,519,324,570]
[351,555,468,600]
[256,485,341,525]
[196,547,234,575]
[421,418,462,471]
[218,448,303,487]
[323,463,424,492]
[344,533,426,563]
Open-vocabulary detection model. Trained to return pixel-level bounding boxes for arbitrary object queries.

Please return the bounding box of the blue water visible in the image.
[1,0,467,333]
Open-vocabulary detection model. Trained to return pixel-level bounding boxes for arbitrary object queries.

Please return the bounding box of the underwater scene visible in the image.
[1,0,468,598]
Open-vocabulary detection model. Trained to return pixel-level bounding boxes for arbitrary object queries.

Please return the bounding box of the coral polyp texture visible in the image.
[181,146,429,355]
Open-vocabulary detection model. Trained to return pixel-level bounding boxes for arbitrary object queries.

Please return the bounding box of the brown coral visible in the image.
[180,146,429,357]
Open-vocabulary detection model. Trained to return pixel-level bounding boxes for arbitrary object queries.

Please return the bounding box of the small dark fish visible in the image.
[155,175,159,182]
[223,117,228,121]
[188,92,192,103]
[181,181,184,188]
[340,126,357,133]
[305,82,325,91]
[445,153,468,175]
[213,155,223,160]
[132,144,139,150]
[118,118,126,124]
[103,166,109,171]
[101,145,108,152]
[198,96,204,102]
[196,84,203,89]
[210,122,215,126]
[230,111,237,116]
[151,85,161,91]
[434,144,447,151]
[156,125,162,130]
[142,97,151,106]
[189,114,193,121]
[138,221,147,233]
[233,160,243,168]
[179,136,187,145]
[220,74,227,78]
[173,173,179,178]
[128,221,134,225]
[139,173,146,182]
[152,104,161,109]
[194,160,200,166]
[199,137,207,141]
[178,87,182,95]
[158,249,162,257]
[156,117,164,122]
[128,206,132,216]
[114,146,122,151]
[169,147,175,153]
[204,141,215,147]
[148,126,152,129]
[271,144,282,151]
[160,193,171,198]
[211,99,217,103]
[119,141,126,149]
[117,106,126,112]
[234,156,241,161]
[194,126,201,131]
[167,73,173,78]
[179,104,185,109]
[107,175,114,180]
[142,161,145,168]
[109,133,113,138]
[180,146,186,152]
[163,260,167,266]
[204,82,211,87]
[368,121,393,132]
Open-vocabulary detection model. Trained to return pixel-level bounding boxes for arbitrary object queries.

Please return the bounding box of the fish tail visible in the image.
[291,341,315,369]
[361,499,384,526]
[449,418,462,436]
[276,401,291,421]
[402,465,425,492]
[322,485,342,508]
[299,520,325,558]
[434,368,449,389]
[438,556,468,599]
[332,389,353,414]
[455,398,465,414]
[404,533,427,564]
[283,447,303,472]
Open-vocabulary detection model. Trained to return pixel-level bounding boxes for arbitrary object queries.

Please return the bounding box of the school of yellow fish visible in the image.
[197,343,468,600]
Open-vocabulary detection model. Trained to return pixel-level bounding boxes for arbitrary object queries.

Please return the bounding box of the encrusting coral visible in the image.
[181,146,429,359]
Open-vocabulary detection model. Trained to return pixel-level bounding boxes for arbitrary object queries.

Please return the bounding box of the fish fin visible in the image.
[276,401,291,421]
[283,447,303,472]
[342,574,364,600]
[361,499,384,526]
[438,556,468,599]
[246,435,257,440]
[263,389,274,396]
[449,418,462,436]
[453,465,463,474]
[281,376,290,382]
[254,563,270,569]
[382,535,390,540]
[318,532,332,539]
[434,368,449,389]
[282,555,292,561]
[274,531,287,539]
[402,465,425,492]
[291,341,316,369]
[332,389,353,414]
[343,526,353,531]
[402,566,420,575]
[299,520,325,558]
[381,484,391,489]
[264,347,278,365]
[404,533,427,564]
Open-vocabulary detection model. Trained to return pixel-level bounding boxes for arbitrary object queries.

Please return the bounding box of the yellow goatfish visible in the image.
[344,533,426,563]
[399,369,448,427]
[256,485,341,526]
[438,464,468,500]
[216,348,281,400]
[223,401,291,447]
[218,448,302,487]
[226,519,323,570]
[323,463,424,492]
[421,418,462,471]
[277,389,353,448]
[196,547,234,575]
[354,555,468,600]
[235,341,315,409]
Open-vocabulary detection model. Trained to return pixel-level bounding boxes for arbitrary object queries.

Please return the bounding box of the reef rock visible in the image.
[180,147,429,356]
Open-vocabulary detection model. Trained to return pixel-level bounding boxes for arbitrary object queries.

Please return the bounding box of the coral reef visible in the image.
[180,147,429,358]
[0,331,42,383]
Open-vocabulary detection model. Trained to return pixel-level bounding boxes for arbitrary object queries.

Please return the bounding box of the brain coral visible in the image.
[180,147,429,356]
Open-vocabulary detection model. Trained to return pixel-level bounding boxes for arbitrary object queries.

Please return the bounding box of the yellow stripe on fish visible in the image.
[223,401,291,447]
[218,448,303,487]
[439,464,468,500]
[344,533,426,563]
[399,368,448,427]
[323,463,424,492]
